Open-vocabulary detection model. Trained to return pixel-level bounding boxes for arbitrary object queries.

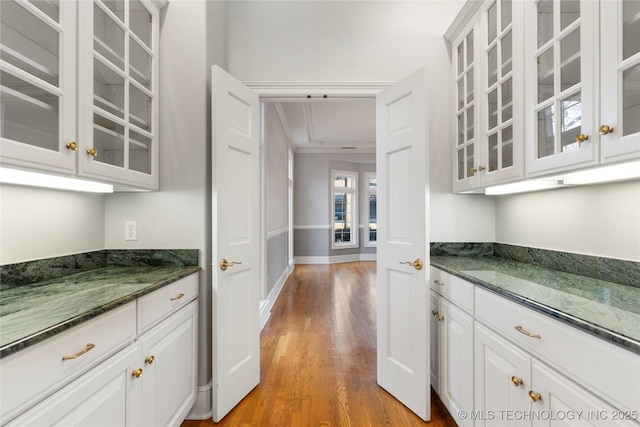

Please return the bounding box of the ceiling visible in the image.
[271,100,376,153]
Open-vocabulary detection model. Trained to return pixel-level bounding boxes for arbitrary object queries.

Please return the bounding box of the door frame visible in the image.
[248,81,394,332]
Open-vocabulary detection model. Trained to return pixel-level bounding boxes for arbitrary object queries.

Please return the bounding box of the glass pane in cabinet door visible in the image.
[467,106,474,140]
[457,113,464,145]
[560,28,580,92]
[502,77,513,122]
[129,130,151,174]
[92,114,125,167]
[502,125,513,168]
[457,149,465,180]
[466,68,474,103]
[94,5,125,70]
[0,71,58,150]
[0,0,59,86]
[488,89,498,129]
[537,105,555,158]
[94,59,125,119]
[623,0,640,60]
[538,47,554,103]
[560,0,580,31]
[501,0,512,31]
[457,78,464,110]
[101,0,124,23]
[488,45,498,86]
[537,0,553,48]
[457,42,464,76]
[623,64,640,136]
[560,92,582,152]
[130,84,151,132]
[130,0,151,48]
[30,0,59,21]
[130,39,151,89]
[488,133,498,171]
[488,2,497,44]
[501,30,512,76]
[467,31,474,66]
[466,145,475,177]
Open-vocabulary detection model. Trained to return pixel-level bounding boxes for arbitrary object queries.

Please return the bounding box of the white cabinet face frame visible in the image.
[0,0,77,174]
[525,0,599,177]
[600,0,640,164]
[331,169,358,249]
[77,0,159,190]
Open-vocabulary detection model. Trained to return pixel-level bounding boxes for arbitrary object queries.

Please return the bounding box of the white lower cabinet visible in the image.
[431,267,640,427]
[6,343,143,427]
[1,274,199,427]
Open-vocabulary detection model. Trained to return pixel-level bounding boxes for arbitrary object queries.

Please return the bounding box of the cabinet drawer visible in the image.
[475,287,640,413]
[0,302,136,424]
[137,273,198,333]
[430,267,474,314]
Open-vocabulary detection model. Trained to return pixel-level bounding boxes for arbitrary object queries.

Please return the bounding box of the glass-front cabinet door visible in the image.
[481,0,524,186]
[0,0,77,174]
[525,0,598,176]
[77,0,158,190]
[600,0,640,163]
[452,24,480,192]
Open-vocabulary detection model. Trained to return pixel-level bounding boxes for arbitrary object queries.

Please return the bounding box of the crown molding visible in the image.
[244,81,394,99]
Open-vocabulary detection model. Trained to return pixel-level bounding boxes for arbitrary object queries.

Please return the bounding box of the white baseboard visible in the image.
[294,254,377,264]
[259,267,289,330]
[185,381,212,420]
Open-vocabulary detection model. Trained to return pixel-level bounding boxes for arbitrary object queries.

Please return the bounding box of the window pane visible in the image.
[538,0,553,48]
[623,63,640,136]
[93,113,125,167]
[502,77,513,122]
[368,193,377,243]
[334,175,353,188]
[488,132,498,172]
[538,47,554,103]
[488,2,497,44]
[538,105,555,158]
[501,30,512,76]
[502,125,513,168]
[467,145,475,177]
[334,192,352,243]
[466,30,474,65]
[501,0,512,31]
[466,106,474,141]
[560,0,580,31]
[488,89,498,130]
[560,92,582,152]
[623,0,640,60]
[560,28,581,92]
[488,45,498,87]
[368,177,377,190]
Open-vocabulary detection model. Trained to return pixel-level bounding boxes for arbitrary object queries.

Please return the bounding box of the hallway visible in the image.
[183,262,456,426]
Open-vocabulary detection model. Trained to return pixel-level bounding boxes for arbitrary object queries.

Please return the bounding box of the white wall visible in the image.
[264,104,289,234]
[0,185,105,264]
[496,180,640,261]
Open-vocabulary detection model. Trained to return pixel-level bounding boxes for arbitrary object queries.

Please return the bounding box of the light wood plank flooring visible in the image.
[182,262,456,426]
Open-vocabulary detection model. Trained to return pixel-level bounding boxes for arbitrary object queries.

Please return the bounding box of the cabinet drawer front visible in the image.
[0,302,136,424]
[430,267,474,314]
[137,274,198,333]
[475,287,640,413]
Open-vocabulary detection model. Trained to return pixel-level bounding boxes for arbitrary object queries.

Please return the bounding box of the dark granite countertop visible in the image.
[0,250,199,358]
[430,255,640,355]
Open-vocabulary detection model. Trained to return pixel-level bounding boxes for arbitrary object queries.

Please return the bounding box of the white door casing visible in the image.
[376,68,430,421]
[211,65,261,422]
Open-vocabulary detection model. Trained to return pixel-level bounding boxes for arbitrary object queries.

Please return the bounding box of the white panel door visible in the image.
[211,65,260,422]
[376,68,430,420]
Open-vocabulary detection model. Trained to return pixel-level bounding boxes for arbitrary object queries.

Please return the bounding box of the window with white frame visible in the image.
[365,173,377,246]
[332,170,358,249]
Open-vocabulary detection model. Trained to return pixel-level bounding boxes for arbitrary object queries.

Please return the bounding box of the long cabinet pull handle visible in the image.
[514,325,541,339]
[433,280,445,286]
[62,343,96,360]
[171,293,185,301]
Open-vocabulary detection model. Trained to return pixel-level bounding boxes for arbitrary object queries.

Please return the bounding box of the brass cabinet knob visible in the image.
[478,165,486,172]
[132,368,143,378]
[529,390,542,402]
[66,141,78,151]
[399,258,423,270]
[145,355,155,365]
[437,315,445,322]
[431,309,439,316]
[511,376,523,387]
[599,125,614,135]
[471,167,478,173]
[87,148,98,157]
[575,133,589,144]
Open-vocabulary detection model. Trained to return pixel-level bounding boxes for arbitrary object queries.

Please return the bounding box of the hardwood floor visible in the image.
[182,262,457,427]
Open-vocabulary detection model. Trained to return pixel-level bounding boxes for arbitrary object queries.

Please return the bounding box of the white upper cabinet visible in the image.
[0,0,160,190]
[449,0,525,193]
[0,0,77,174]
[524,0,599,176]
[600,0,640,163]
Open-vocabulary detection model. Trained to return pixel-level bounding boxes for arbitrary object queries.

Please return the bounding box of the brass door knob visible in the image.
[528,391,542,402]
[132,368,143,378]
[87,148,98,157]
[511,376,523,387]
[66,141,78,151]
[575,134,589,144]
[599,125,614,135]
[220,259,242,271]
[399,258,423,270]
[145,355,155,365]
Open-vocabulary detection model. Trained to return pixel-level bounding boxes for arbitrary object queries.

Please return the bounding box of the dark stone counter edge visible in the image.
[0,266,200,359]
[431,261,640,356]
